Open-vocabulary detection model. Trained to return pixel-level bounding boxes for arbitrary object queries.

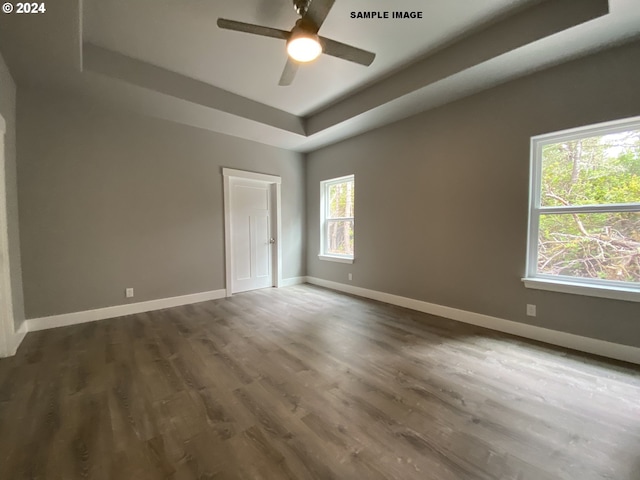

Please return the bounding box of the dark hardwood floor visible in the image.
[1,284,639,480]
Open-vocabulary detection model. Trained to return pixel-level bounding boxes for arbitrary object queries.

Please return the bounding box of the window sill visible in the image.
[318,254,354,264]
[522,277,640,303]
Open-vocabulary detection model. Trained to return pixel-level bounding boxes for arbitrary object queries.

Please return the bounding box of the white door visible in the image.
[228,177,274,293]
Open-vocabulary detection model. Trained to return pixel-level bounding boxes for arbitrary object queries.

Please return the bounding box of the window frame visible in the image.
[319,174,355,264]
[524,116,640,302]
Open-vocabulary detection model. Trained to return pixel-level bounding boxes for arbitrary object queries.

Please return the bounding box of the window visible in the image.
[524,116,640,302]
[320,175,355,263]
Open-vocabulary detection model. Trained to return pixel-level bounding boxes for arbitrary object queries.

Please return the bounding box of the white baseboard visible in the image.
[26,289,227,332]
[306,277,640,365]
[10,321,27,355]
[280,276,308,287]
[0,321,28,358]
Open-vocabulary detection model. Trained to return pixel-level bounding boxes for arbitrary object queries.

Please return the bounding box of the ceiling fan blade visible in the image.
[320,37,376,66]
[217,18,289,41]
[279,58,299,86]
[302,0,335,31]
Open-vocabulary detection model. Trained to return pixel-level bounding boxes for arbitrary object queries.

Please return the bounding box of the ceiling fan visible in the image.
[217,0,376,86]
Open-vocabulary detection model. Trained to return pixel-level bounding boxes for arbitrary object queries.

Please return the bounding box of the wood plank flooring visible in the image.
[1,284,639,479]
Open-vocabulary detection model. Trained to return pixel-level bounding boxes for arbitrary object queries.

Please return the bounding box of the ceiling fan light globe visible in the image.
[287,36,322,63]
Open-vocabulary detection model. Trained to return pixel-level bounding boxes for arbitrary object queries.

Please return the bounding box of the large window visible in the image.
[525,116,640,301]
[320,175,354,263]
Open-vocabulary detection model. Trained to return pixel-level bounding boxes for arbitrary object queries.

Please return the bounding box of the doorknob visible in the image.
[269,238,275,244]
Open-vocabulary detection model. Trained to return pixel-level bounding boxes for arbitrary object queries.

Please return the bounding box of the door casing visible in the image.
[223,168,282,296]
[0,113,16,358]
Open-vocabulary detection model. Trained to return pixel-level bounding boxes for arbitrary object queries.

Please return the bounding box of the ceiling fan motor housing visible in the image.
[217,0,376,85]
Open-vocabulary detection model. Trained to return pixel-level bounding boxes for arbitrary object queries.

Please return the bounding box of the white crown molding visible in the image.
[306,277,640,365]
[26,289,227,332]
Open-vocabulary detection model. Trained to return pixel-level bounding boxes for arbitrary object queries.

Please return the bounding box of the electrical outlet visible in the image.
[348,273,353,281]
[526,304,536,317]
[126,288,134,298]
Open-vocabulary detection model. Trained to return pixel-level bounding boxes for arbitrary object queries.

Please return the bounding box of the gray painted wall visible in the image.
[0,50,25,330]
[17,88,306,319]
[306,41,640,348]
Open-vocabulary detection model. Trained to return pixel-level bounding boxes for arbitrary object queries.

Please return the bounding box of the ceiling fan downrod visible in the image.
[293,0,312,16]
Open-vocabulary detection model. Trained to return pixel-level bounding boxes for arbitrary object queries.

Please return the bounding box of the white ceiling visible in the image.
[1,0,639,152]
[83,0,533,116]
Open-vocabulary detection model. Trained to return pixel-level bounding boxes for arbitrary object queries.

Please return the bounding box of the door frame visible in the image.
[222,168,282,296]
[0,113,16,358]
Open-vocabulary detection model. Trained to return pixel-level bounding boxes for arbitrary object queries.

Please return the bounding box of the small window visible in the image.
[525,116,640,301]
[320,175,355,263]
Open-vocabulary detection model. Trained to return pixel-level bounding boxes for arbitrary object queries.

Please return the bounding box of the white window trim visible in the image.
[318,254,354,264]
[524,115,640,302]
[319,175,355,263]
[522,277,640,302]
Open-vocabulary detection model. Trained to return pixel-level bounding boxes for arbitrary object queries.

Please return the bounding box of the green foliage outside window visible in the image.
[538,130,640,283]
[327,180,354,256]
